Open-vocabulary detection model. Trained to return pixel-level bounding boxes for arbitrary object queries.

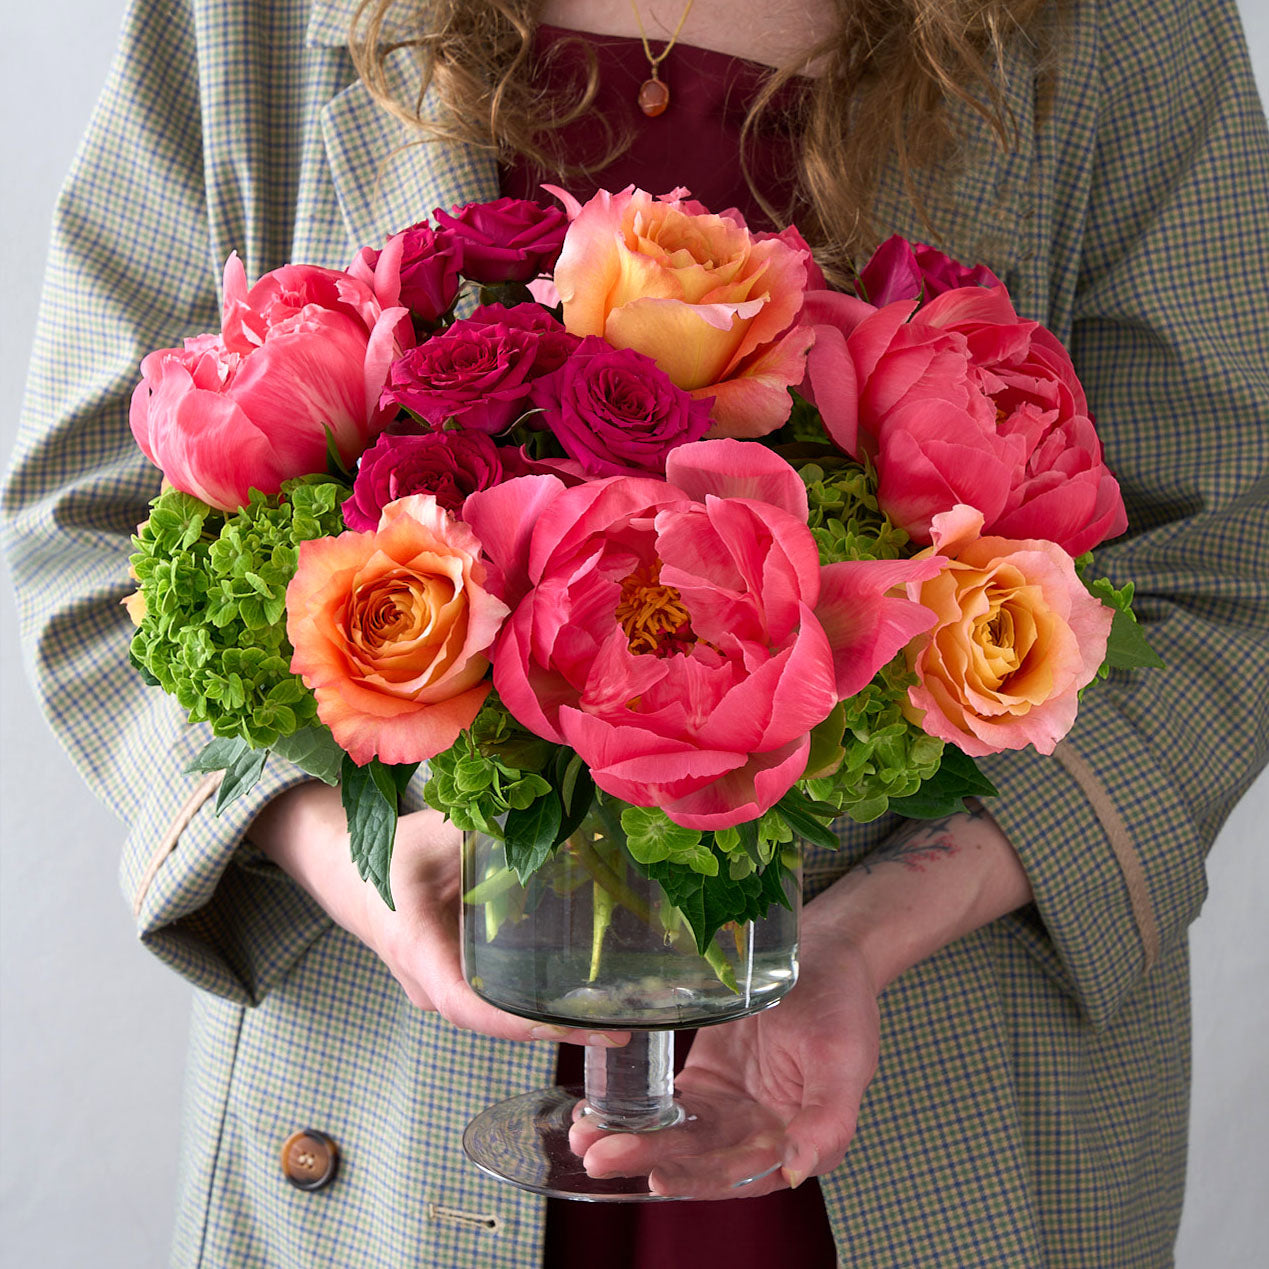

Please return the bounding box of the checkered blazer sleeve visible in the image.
[0,0,330,1005]
[980,0,1269,1028]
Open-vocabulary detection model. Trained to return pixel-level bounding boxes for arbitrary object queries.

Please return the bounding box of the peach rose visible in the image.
[903,505,1112,756]
[286,495,509,766]
[549,186,814,438]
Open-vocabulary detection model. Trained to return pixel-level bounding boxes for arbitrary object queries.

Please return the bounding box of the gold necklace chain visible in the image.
[627,0,697,116]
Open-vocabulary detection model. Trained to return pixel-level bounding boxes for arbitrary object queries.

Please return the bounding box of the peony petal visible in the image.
[660,737,810,830]
[463,474,568,606]
[816,556,943,698]
[663,439,809,521]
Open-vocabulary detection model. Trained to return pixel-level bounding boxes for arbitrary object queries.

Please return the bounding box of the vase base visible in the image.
[462,1083,787,1203]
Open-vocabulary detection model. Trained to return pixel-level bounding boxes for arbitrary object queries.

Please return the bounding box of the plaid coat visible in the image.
[4,0,1267,1264]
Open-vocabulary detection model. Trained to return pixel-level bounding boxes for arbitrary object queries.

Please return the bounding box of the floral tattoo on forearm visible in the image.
[858,803,990,874]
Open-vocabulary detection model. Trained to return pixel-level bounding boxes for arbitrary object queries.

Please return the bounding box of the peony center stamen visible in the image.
[614,561,697,657]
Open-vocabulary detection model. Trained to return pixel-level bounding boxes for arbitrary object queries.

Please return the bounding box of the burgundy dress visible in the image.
[501,26,838,1269]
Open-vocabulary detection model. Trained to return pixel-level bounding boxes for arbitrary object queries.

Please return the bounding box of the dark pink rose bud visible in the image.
[858,235,1002,307]
[350,221,462,327]
[435,197,569,285]
[381,315,540,434]
[343,428,509,529]
[530,337,714,477]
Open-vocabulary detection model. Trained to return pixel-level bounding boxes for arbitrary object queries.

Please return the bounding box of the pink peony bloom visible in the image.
[464,440,938,829]
[549,186,814,439]
[130,255,406,512]
[903,505,1113,756]
[435,196,569,285]
[803,284,1127,555]
[857,236,1002,307]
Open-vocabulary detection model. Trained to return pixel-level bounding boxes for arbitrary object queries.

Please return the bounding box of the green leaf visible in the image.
[186,735,251,774]
[341,756,402,909]
[888,746,999,819]
[553,764,596,848]
[214,745,268,814]
[636,847,796,954]
[271,724,344,785]
[323,425,355,481]
[1105,607,1165,670]
[503,792,563,884]
[619,805,702,865]
[773,788,840,851]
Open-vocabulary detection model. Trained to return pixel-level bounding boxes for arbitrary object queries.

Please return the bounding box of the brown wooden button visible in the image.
[281,1128,339,1191]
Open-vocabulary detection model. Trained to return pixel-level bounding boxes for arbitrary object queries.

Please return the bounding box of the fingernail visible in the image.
[781,1167,805,1190]
[530,1024,570,1040]
[587,1032,621,1046]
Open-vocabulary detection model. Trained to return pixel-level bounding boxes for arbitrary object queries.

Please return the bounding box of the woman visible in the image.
[3,0,1266,1265]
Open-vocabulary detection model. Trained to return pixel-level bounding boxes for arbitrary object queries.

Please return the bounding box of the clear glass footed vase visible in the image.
[459,802,801,1201]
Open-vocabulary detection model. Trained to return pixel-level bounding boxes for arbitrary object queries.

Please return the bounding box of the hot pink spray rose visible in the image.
[342,427,513,529]
[803,284,1127,555]
[530,337,714,476]
[349,220,462,327]
[380,304,575,434]
[902,505,1113,756]
[463,440,939,829]
[549,186,814,438]
[434,197,569,284]
[857,235,1003,306]
[130,254,405,511]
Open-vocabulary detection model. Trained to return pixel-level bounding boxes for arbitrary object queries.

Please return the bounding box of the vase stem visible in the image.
[583,1030,682,1132]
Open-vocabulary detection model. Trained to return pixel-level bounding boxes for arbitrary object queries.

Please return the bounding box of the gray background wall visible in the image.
[2,3,1266,1265]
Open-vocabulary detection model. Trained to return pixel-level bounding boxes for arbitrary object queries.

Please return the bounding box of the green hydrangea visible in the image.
[801,455,910,565]
[129,477,348,747]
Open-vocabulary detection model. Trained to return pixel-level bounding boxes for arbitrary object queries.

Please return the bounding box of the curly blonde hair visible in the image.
[350,0,1052,284]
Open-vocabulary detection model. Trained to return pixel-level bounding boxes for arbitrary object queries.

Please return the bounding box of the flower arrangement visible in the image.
[126,188,1159,956]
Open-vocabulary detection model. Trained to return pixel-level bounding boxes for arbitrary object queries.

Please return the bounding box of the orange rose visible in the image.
[903,505,1112,756]
[549,186,814,438]
[286,495,509,766]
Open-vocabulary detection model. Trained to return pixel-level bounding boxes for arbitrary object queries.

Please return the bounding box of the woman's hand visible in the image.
[250,782,624,1046]
[569,805,1032,1196]
[571,917,882,1198]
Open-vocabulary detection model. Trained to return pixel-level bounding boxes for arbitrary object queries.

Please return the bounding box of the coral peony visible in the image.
[464,440,937,829]
[903,505,1113,756]
[286,495,509,766]
[803,284,1127,555]
[549,186,813,438]
[130,254,405,512]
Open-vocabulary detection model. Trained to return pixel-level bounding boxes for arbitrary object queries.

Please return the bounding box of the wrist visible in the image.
[802,807,1032,992]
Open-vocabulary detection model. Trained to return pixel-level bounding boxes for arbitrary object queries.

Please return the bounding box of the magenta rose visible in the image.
[530,336,713,476]
[435,197,569,285]
[381,314,540,434]
[350,221,461,327]
[342,428,512,529]
[857,236,1003,307]
[130,254,405,511]
[463,440,939,829]
[471,302,579,375]
[803,285,1127,555]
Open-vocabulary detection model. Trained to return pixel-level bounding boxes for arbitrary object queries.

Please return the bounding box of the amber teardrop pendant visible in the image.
[637,77,670,117]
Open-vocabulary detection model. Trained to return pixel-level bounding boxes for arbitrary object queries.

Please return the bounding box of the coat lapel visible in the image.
[308,2,498,251]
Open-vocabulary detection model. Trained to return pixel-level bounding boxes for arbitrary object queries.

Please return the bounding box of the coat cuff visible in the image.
[120,739,331,1005]
[977,687,1207,1029]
